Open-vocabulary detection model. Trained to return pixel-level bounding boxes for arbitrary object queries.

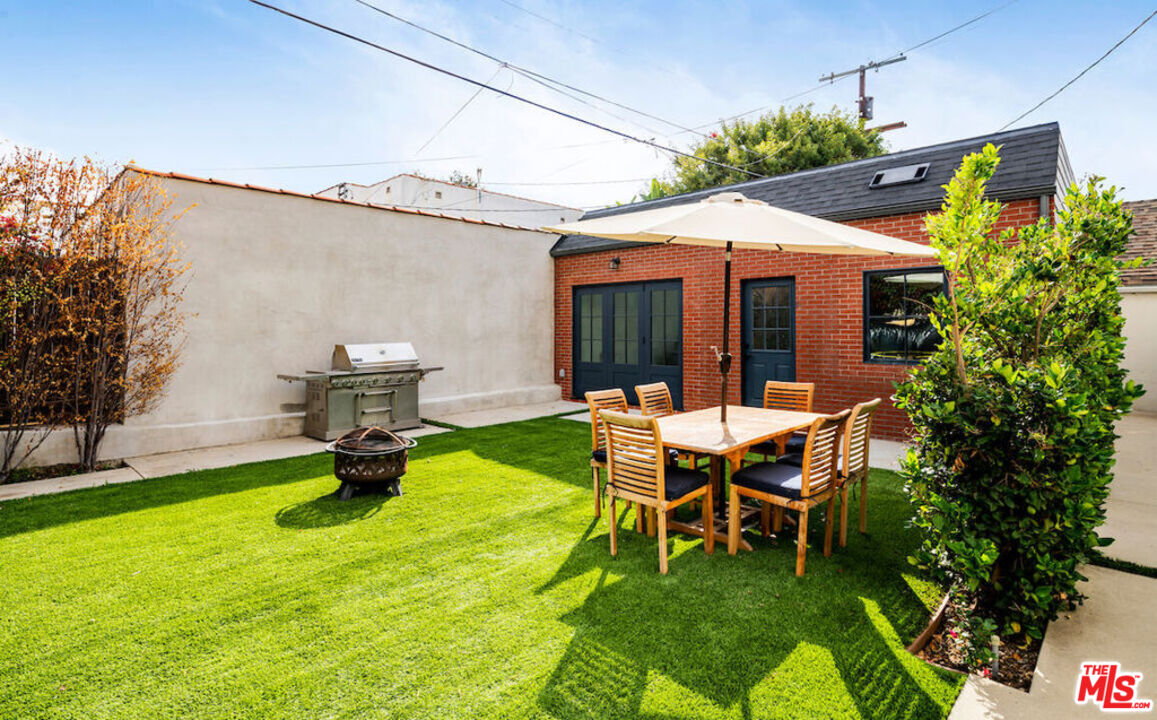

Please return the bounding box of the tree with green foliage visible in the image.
[895,144,1143,662]
[447,170,477,188]
[643,105,887,199]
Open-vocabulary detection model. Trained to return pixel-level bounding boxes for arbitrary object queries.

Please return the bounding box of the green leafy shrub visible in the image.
[895,144,1143,645]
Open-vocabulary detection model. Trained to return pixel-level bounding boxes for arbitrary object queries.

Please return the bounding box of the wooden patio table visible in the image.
[656,405,825,552]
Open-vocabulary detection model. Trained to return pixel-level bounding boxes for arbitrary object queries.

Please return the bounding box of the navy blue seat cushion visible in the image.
[661,467,710,500]
[594,448,681,465]
[730,462,805,501]
[784,433,807,454]
[749,432,807,457]
[748,440,776,456]
[777,452,803,467]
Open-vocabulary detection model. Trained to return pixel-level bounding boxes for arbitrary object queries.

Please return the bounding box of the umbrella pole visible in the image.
[720,241,733,424]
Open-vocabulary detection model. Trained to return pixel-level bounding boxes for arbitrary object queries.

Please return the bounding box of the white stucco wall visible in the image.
[25,175,559,465]
[1123,286,1157,414]
[317,174,582,228]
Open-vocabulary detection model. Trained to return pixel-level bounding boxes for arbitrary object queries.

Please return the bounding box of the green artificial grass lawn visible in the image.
[0,417,962,719]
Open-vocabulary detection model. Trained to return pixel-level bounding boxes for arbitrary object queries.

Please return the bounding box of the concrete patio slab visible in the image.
[950,565,1157,719]
[126,436,330,478]
[560,407,643,421]
[0,425,451,501]
[127,425,450,479]
[426,400,587,428]
[1102,411,1157,566]
[0,466,144,501]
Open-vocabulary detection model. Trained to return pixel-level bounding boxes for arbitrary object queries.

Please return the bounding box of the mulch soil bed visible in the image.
[917,596,1042,692]
[2,459,126,485]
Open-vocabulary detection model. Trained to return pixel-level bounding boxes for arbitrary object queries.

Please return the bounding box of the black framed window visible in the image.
[864,267,947,363]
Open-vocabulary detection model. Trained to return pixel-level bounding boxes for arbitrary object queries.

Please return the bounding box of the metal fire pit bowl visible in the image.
[325,426,417,501]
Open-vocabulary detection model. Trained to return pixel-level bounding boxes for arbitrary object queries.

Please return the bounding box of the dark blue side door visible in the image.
[741,278,796,406]
[573,281,682,407]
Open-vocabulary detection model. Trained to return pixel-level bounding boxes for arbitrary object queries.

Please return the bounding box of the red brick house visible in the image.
[550,123,1074,439]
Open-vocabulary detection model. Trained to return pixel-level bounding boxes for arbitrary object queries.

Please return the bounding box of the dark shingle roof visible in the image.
[551,122,1072,257]
[1122,199,1157,286]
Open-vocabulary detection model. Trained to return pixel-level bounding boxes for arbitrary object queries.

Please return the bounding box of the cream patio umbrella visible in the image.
[543,192,938,423]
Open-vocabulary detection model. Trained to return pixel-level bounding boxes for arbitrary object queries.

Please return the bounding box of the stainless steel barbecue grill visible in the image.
[279,343,442,440]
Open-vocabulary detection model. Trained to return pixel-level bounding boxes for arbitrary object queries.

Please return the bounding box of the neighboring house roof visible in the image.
[1122,199,1157,286]
[126,167,547,233]
[551,122,1073,257]
[319,173,581,210]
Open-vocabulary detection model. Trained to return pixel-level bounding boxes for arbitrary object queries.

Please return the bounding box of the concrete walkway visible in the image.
[1,399,592,502]
[0,425,448,502]
[1101,411,1157,566]
[949,565,1157,719]
[426,399,587,428]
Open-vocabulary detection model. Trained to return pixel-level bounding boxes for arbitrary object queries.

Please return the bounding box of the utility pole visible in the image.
[819,56,908,131]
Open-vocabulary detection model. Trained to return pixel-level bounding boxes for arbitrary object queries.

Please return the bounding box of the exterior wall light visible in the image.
[609,257,621,270]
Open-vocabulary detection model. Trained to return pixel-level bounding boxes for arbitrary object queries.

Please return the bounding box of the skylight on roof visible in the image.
[868,163,930,189]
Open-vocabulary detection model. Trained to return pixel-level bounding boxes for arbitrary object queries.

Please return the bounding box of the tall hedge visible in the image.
[895,144,1143,642]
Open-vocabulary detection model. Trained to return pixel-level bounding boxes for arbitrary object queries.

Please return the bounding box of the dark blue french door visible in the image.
[741,278,796,406]
[573,281,682,407]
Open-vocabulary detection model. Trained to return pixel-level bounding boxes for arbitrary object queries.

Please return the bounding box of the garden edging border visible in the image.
[907,592,951,655]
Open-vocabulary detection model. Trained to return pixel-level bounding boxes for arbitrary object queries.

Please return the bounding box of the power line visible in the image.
[248,0,764,179]
[1000,8,1157,131]
[413,66,506,156]
[505,66,667,137]
[493,0,599,45]
[485,178,652,186]
[193,153,480,172]
[895,0,1020,57]
[378,204,595,213]
[223,1,1020,176]
[670,74,857,138]
[680,0,1022,134]
[352,0,702,138]
[354,0,665,137]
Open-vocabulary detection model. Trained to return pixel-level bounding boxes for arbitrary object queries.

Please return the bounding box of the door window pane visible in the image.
[613,291,639,365]
[750,282,791,351]
[579,293,603,363]
[650,288,680,366]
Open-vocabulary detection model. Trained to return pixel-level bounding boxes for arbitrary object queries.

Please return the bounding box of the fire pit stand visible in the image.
[325,426,417,501]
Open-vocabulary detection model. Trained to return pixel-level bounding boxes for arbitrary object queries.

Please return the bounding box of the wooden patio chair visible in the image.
[747,381,816,461]
[585,389,627,519]
[635,381,705,469]
[837,398,881,546]
[600,409,714,574]
[727,410,849,576]
[777,398,882,546]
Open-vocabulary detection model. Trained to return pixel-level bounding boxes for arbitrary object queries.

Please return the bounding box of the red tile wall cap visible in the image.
[124,165,549,233]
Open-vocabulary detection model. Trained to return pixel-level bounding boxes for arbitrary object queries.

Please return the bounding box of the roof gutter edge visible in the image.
[550,186,1059,257]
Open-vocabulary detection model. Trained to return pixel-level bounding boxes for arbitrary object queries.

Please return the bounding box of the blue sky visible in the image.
[2,1,1155,209]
